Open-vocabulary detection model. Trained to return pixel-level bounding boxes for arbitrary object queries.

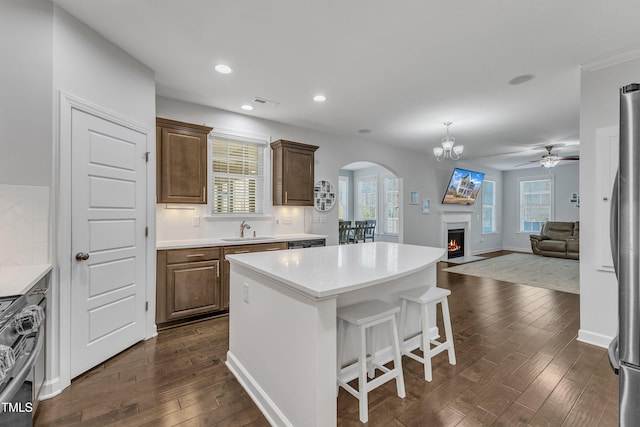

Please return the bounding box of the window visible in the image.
[338,176,349,220]
[519,176,553,233]
[482,179,496,233]
[383,175,399,234]
[356,176,377,220]
[210,132,266,214]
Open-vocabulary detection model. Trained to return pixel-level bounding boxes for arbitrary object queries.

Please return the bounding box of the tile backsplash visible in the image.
[0,184,50,267]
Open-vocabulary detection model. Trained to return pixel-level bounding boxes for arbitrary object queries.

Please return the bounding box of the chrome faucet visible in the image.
[240,221,251,238]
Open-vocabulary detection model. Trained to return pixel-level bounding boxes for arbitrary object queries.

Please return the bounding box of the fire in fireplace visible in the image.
[447,228,465,259]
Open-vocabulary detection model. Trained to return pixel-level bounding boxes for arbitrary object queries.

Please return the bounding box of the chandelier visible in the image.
[433,121,463,161]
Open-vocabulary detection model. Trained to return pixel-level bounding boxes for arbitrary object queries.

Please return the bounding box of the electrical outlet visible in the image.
[243,283,249,303]
[275,216,281,225]
[192,216,200,227]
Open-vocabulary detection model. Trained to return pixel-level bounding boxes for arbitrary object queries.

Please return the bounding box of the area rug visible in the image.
[442,253,579,294]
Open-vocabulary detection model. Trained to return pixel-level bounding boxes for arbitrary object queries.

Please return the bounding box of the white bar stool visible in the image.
[398,286,456,381]
[336,300,406,423]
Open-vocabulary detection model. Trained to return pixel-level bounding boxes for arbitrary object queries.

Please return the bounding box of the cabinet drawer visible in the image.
[166,247,221,264]
[223,242,288,257]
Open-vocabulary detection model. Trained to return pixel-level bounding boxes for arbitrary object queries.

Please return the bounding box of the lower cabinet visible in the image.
[222,242,288,309]
[156,242,288,326]
[156,247,222,325]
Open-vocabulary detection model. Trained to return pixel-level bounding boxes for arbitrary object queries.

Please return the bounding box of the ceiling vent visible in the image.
[252,97,279,107]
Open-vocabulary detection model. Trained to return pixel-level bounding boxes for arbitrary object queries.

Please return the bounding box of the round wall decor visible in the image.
[314,180,335,211]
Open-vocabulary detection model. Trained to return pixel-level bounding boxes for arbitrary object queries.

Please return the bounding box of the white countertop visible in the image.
[0,264,52,297]
[157,233,326,250]
[226,242,445,298]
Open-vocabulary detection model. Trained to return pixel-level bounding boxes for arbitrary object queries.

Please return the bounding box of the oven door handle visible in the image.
[0,326,44,408]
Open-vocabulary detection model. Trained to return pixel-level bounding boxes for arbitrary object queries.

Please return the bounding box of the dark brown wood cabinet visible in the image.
[271,140,319,206]
[221,242,288,308]
[156,118,213,204]
[156,247,222,325]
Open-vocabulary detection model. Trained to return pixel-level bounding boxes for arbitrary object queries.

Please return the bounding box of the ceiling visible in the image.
[53,0,640,170]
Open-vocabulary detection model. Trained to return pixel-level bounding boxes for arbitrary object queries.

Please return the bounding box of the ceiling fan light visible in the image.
[542,158,560,168]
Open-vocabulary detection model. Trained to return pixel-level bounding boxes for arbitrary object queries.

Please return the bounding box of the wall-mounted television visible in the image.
[441,167,485,205]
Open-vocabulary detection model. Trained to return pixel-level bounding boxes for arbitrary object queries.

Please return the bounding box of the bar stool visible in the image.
[336,300,406,423]
[398,287,456,381]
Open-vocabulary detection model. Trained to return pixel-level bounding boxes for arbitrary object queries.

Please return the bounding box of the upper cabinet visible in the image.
[156,118,213,204]
[271,140,319,206]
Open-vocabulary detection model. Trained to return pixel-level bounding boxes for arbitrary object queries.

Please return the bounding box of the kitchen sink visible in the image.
[221,237,276,242]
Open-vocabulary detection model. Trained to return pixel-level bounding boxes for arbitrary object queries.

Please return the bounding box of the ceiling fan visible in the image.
[516,145,580,168]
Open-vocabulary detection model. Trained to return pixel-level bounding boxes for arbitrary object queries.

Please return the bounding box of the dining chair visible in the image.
[364,220,376,242]
[352,221,368,243]
[339,221,351,245]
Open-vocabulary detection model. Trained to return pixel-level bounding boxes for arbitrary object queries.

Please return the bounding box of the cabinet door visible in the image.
[166,260,221,320]
[158,127,208,203]
[283,146,315,205]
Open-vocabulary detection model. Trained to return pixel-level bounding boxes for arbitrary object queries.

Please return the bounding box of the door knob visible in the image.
[75,252,90,261]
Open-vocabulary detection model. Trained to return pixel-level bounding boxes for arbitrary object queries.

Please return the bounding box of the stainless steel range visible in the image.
[0,281,47,427]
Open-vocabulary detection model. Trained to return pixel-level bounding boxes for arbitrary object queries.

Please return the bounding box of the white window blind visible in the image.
[482,180,496,233]
[210,134,265,214]
[519,177,553,233]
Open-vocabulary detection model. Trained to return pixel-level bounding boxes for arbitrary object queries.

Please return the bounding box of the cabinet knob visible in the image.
[603,196,608,201]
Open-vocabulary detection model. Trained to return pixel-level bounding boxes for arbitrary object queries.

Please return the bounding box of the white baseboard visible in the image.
[472,247,501,255]
[226,351,293,427]
[577,329,614,349]
[501,246,533,253]
[39,377,63,401]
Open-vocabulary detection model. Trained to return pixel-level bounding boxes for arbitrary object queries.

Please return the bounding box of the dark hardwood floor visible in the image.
[36,251,618,426]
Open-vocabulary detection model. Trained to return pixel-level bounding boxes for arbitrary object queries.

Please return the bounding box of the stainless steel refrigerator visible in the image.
[608,82,640,426]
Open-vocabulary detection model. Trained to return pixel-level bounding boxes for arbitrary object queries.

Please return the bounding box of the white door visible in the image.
[70,108,147,378]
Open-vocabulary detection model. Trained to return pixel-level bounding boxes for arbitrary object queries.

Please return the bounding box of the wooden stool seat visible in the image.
[337,300,406,423]
[398,287,456,382]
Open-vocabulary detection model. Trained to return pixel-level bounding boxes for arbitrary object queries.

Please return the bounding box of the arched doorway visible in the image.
[339,161,402,243]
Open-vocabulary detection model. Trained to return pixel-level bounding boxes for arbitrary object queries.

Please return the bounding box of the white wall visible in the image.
[502,163,580,252]
[579,57,640,347]
[50,4,157,396]
[0,0,53,186]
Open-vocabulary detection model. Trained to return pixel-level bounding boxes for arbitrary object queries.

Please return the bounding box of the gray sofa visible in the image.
[529,221,579,260]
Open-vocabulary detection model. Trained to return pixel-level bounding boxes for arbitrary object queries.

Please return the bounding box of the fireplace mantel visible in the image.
[440,212,472,260]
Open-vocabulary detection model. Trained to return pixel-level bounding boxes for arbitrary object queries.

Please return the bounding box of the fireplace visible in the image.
[447,228,465,259]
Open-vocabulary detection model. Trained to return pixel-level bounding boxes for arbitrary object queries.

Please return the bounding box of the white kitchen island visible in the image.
[226,242,445,427]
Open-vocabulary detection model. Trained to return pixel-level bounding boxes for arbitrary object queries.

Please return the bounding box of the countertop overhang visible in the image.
[157,233,327,250]
[0,264,52,297]
[227,242,445,299]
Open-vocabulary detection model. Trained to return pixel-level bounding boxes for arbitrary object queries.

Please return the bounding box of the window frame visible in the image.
[518,175,554,234]
[482,179,497,234]
[338,175,349,221]
[382,174,399,235]
[355,175,378,221]
[207,129,269,217]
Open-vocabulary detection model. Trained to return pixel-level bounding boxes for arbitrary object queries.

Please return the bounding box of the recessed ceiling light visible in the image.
[509,74,535,85]
[241,104,253,111]
[313,95,326,102]
[214,64,233,74]
[357,129,372,134]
